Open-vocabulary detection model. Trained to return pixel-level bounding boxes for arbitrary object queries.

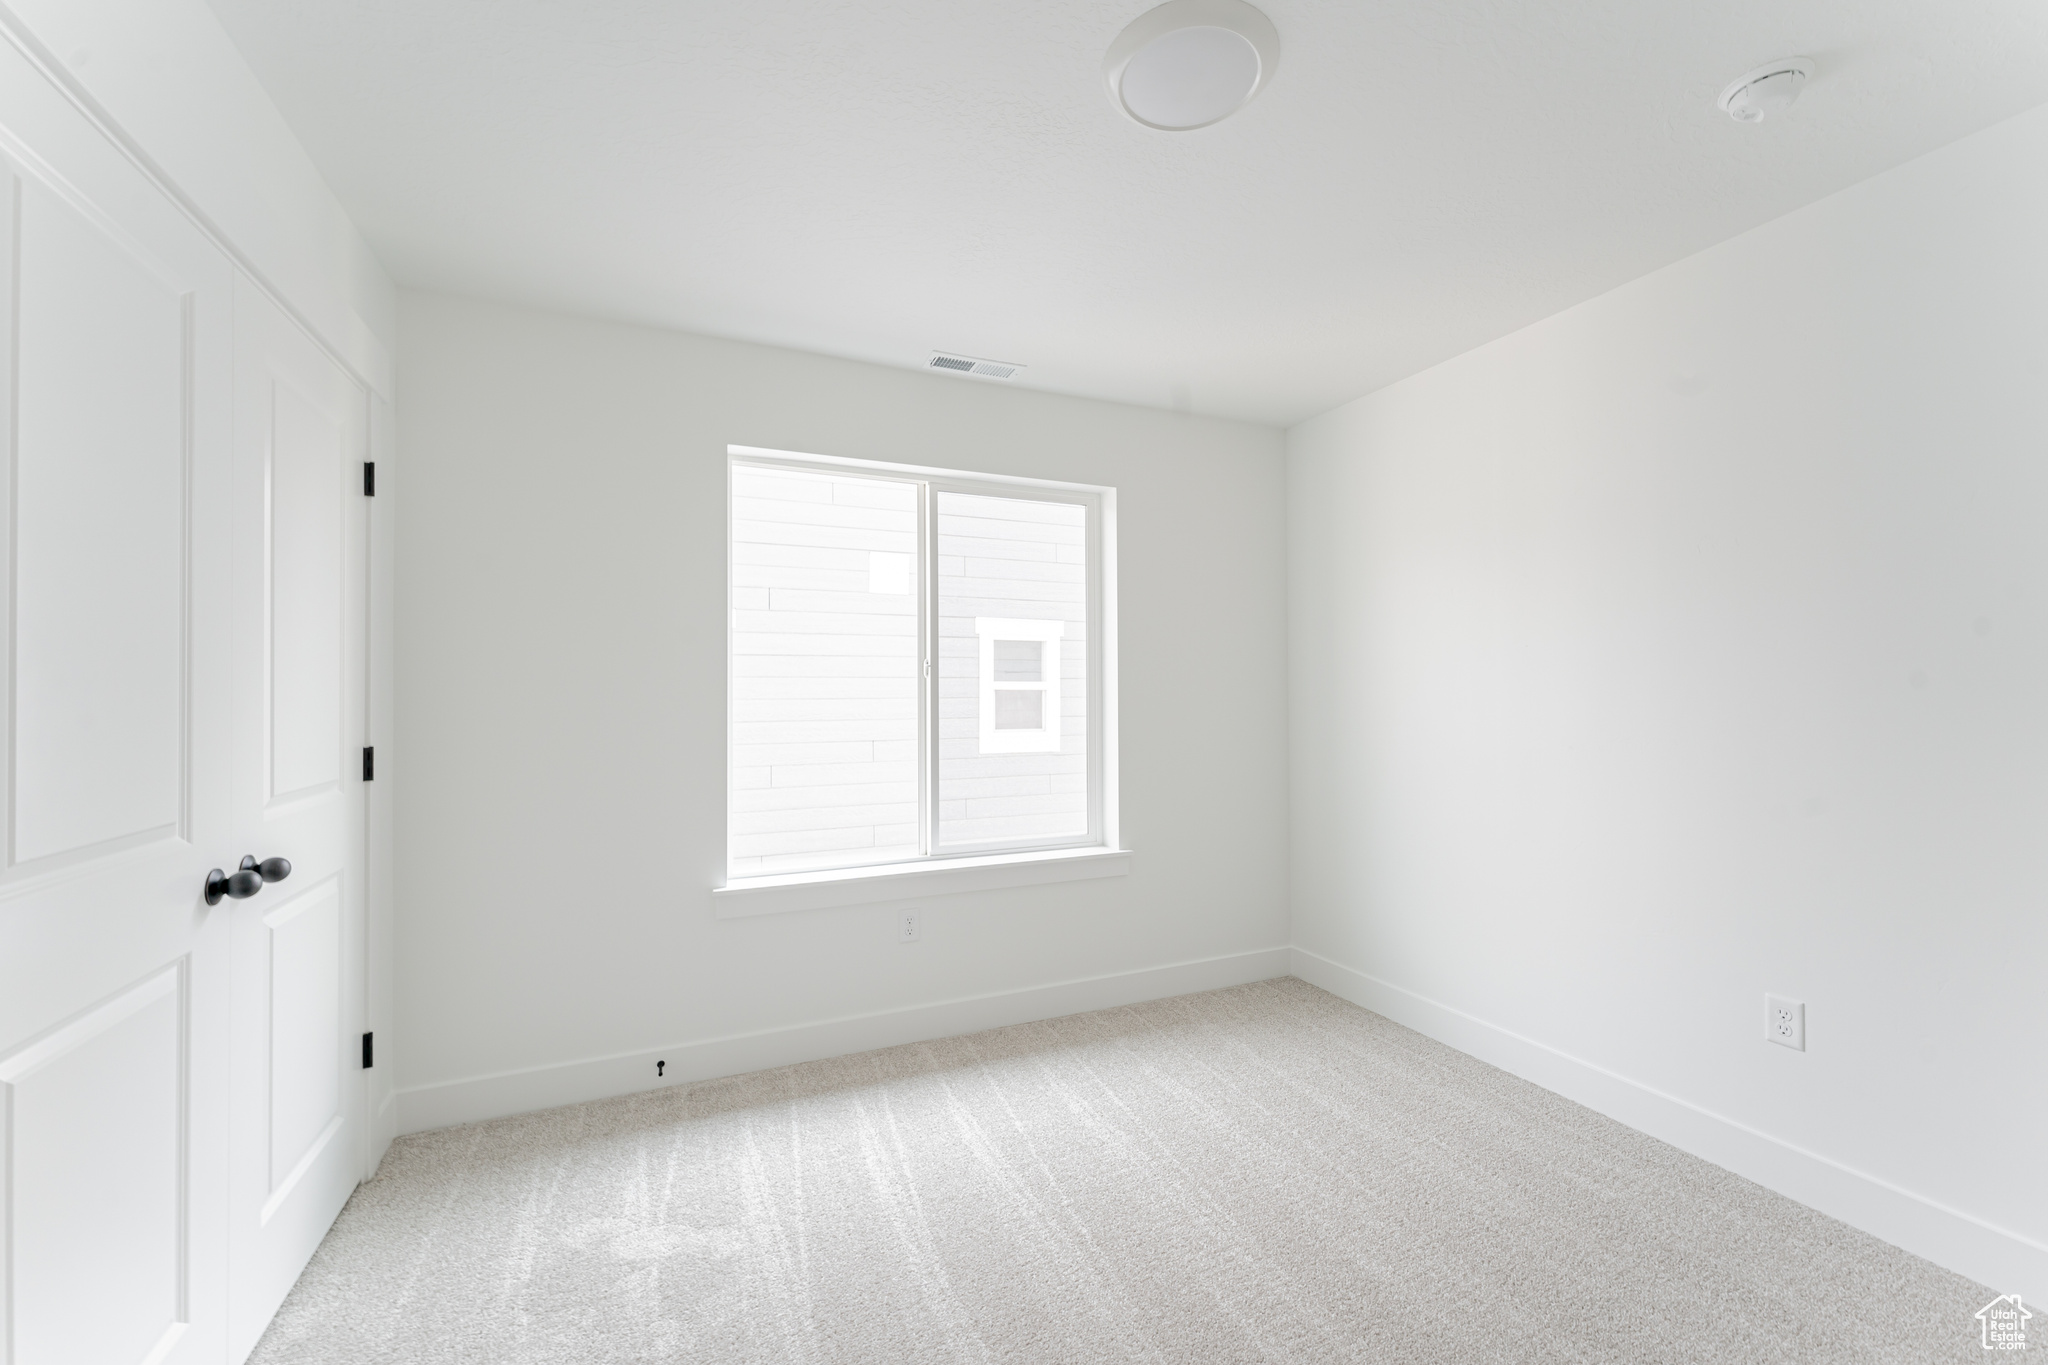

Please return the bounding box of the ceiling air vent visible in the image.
[929,351,1024,381]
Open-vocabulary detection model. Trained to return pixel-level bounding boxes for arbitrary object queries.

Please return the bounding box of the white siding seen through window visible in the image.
[729,467,922,875]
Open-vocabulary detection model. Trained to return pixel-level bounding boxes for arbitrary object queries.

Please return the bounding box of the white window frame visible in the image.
[718,445,1120,911]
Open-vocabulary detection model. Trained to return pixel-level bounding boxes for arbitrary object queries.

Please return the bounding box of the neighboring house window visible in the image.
[728,450,1108,878]
[975,618,1061,754]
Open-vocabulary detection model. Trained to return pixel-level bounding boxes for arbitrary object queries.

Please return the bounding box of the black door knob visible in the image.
[205,855,292,905]
[205,867,263,905]
[241,854,292,883]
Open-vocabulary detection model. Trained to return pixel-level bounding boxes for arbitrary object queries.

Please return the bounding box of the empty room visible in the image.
[2,0,2042,1360]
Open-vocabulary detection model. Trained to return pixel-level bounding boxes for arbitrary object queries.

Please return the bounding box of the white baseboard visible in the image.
[1289,946,2047,1305]
[396,946,1292,1136]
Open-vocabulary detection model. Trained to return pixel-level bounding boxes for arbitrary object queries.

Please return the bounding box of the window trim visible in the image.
[724,445,1120,894]
[712,846,1133,917]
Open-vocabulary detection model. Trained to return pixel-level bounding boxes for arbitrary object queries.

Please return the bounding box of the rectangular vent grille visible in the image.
[929,352,1024,381]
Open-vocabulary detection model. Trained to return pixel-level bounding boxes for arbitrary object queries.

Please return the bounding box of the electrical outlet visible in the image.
[897,910,919,943]
[1765,994,1805,1051]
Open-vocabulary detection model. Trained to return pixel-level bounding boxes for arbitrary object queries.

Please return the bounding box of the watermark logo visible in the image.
[1978,1295,2030,1352]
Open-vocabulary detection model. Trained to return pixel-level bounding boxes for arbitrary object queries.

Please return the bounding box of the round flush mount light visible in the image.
[1718,58,1814,124]
[1104,0,1280,132]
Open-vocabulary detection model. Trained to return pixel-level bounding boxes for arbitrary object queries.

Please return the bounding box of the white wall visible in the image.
[1288,104,2048,1301]
[393,291,1290,1131]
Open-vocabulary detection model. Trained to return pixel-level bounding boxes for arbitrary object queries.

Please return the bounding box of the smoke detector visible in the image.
[1104,0,1280,132]
[1718,59,1814,124]
[928,351,1024,381]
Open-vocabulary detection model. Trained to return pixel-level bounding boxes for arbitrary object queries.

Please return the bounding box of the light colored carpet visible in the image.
[250,978,1990,1363]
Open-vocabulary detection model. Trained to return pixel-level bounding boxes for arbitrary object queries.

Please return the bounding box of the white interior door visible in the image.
[225,281,370,1363]
[0,37,237,1365]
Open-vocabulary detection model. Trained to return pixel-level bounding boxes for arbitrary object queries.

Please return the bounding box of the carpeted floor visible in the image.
[249,978,1990,1363]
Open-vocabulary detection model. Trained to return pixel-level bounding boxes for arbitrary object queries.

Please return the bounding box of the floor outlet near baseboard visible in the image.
[1766,994,1805,1051]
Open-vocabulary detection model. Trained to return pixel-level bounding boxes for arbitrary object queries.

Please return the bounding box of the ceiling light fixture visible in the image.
[1718,58,1814,124]
[1104,0,1279,132]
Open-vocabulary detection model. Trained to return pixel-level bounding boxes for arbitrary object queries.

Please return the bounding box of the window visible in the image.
[728,450,1109,880]
[977,619,1061,754]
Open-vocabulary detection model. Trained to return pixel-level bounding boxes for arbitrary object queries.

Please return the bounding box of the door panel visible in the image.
[1,969,184,1365]
[261,878,343,1216]
[11,174,186,866]
[228,277,367,1365]
[267,380,344,804]
[0,33,235,1365]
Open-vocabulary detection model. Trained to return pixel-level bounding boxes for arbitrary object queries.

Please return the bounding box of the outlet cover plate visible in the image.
[1766,994,1805,1051]
[897,910,920,943]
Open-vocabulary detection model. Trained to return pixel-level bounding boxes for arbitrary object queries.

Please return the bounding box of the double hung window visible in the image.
[728,449,1109,880]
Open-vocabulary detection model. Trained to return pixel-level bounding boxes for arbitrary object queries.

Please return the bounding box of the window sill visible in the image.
[712,847,1132,918]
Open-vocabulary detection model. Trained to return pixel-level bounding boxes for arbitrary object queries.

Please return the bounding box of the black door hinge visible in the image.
[363,461,376,496]
[362,746,375,781]
[362,1032,374,1069]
